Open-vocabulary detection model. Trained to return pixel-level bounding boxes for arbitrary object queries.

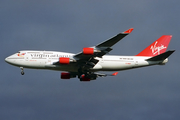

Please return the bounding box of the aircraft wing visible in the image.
[96,28,134,48]
[74,28,133,60]
[72,28,133,71]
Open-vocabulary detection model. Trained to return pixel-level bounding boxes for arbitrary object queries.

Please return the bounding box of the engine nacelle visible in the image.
[83,48,101,55]
[61,72,76,79]
[59,57,70,64]
[83,48,94,55]
[59,57,76,64]
[61,72,70,79]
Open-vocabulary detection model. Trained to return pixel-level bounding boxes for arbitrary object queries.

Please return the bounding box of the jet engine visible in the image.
[59,57,76,64]
[59,57,70,64]
[83,48,94,55]
[83,48,101,55]
[61,72,76,79]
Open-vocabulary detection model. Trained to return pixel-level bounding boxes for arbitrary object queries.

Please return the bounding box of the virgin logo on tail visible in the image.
[136,35,171,57]
[150,41,167,55]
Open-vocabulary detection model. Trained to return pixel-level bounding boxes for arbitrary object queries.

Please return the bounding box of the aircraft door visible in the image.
[135,61,138,65]
[25,56,28,61]
[25,53,29,61]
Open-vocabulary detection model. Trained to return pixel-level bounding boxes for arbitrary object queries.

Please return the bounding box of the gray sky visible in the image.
[1,0,180,120]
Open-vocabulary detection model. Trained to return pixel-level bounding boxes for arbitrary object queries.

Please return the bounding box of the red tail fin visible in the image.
[136,35,172,57]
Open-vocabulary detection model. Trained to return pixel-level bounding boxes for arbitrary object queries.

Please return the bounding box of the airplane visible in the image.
[5,28,175,81]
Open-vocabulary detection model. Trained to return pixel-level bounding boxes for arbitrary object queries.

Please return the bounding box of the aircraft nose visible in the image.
[5,55,15,64]
[5,57,10,63]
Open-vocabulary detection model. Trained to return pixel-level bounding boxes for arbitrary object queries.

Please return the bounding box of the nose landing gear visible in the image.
[20,67,24,75]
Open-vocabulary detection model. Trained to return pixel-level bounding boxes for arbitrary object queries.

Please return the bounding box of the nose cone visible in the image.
[5,54,16,65]
[5,57,11,64]
[5,53,25,67]
[5,57,8,62]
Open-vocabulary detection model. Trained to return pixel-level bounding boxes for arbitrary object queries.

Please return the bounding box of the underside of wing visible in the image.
[61,71,118,81]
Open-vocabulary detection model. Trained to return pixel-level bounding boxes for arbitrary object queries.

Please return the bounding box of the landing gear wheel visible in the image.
[21,71,24,75]
[20,67,24,75]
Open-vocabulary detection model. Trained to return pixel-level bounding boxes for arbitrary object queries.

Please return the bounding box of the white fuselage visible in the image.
[5,50,168,72]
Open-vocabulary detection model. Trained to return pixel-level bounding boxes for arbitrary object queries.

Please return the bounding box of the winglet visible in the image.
[112,72,118,76]
[124,28,134,34]
[96,28,134,48]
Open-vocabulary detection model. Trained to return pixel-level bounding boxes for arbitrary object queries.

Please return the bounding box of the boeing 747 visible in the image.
[5,28,175,81]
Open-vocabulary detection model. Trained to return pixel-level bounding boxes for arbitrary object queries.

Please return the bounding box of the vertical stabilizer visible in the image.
[136,35,172,57]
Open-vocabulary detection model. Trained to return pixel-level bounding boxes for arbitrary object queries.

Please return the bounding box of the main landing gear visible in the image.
[20,67,24,75]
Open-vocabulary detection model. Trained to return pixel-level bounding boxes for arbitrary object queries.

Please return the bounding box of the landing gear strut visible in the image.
[20,67,24,75]
[78,67,93,79]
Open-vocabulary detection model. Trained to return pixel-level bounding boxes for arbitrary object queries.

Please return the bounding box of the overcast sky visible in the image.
[1,0,180,120]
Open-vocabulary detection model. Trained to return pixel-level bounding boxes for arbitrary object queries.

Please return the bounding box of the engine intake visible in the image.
[61,72,76,79]
[61,72,70,79]
[59,57,76,64]
[83,48,94,55]
[59,57,70,64]
[83,48,101,55]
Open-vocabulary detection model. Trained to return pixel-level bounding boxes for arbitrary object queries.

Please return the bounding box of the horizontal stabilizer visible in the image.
[146,50,175,61]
